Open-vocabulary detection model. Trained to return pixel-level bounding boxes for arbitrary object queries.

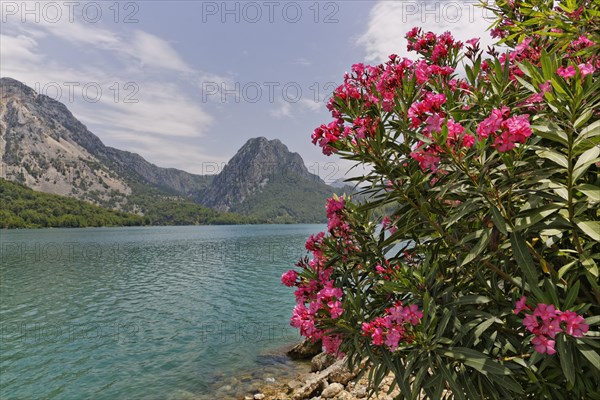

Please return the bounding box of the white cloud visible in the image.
[124,30,192,73]
[293,57,312,67]
[358,1,497,63]
[299,98,324,113]
[0,34,43,65]
[0,8,224,173]
[270,101,292,118]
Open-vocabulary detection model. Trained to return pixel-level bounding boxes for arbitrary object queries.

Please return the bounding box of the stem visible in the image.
[566,123,584,254]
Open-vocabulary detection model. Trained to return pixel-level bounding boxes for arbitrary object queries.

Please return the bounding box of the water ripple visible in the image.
[0,225,319,399]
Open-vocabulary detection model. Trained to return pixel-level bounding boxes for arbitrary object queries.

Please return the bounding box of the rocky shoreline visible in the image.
[243,342,401,400]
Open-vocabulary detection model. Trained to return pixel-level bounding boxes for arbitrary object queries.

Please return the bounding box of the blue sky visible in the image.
[1,1,496,182]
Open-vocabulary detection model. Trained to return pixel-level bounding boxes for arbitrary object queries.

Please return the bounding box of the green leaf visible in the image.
[573,146,600,181]
[575,219,600,242]
[586,316,600,326]
[532,122,568,145]
[473,317,500,341]
[537,149,568,168]
[451,295,492,306]
[582,257,599,278]
[514,204,562,231]
[575,120,600,148]
[577,184,600,202]
[460,228,491,266]
[510,233,542,296]
[558,260,577,280]
[556,334,576,385]
[491,205,508,235]
[563,280,580,310]
[574,108,593,129]
[578,344,600,371]
[515,75,537,94]
[438,347,512,376]
[436,355,467,400]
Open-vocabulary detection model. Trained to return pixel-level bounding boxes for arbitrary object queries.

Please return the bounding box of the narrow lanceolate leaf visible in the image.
[437,347,512,376]
[473,317,500,341]
[563,280,580,310]
[575,219,600,242]
[514,204,562,231]
[575,119,600,148]
[460,228,491,266]
[436,355,467,400]
[573,146,600,182]
[532,123,568,145]
[556,334,576,385]
[577,184,600,202]
[510,233,540,293]
[451,295,492,306]
[578,344,600,371]
[537,149,568,168]
[491,205,508,235]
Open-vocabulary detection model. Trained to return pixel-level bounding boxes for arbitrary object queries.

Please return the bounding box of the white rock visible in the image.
[321,383,344,398]
[254,394,266,400]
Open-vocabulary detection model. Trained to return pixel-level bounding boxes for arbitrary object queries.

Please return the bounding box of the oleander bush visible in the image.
[282,0,599,398]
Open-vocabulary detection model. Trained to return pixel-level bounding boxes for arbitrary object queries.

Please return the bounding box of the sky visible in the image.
[1,0,497,183]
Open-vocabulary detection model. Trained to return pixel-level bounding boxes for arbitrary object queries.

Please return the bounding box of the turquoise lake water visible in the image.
[0,225,323,399]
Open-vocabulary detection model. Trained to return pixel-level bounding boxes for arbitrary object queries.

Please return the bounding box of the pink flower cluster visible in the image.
[326,196,350,237]
[557,63,596,79]
[476,107,532,152]
[361,302,423,351]
[311,120,344,156]
[285,227,350,356]
[406,28,463,64]
[311,30,471,156]
[408,91,475,172]
[514,297,589,355]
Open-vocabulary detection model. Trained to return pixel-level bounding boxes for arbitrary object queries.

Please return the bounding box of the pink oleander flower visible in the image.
[514,296,528,314]
[402,304,424,325]
[560,311,589,337]
[384,328,402,351]
[466,37,479,47]
[415,61,432,84]
[494,114,532,152]
[323,334,344,356]
[382,216,392,230]
[578,63,595,77]
[515,37,533,53]
[281,270,298,287]
[328,300,343,319]
[572,35,595,49]
[538,317,562,338]
[520,303,589,355]
[462,134,475,148]
[362,303,422,350]
[523,314,539,333]
[326,196,345,216]
[375,264,386,274]
[532,334,556,355]
[557,66,577,79]
[371,327,385,346]
[476,107,509,139]
[533,304,560,321]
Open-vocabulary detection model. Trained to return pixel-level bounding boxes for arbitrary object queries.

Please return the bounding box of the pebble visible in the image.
[321,383,343,398]
[254,394,266,400]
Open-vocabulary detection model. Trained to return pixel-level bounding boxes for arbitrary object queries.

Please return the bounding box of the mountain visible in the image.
[201,137,335,222]
[0,77,211,210]
[0,77,340,223]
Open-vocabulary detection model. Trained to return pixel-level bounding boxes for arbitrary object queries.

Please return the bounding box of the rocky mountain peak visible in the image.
[200,137,324,212]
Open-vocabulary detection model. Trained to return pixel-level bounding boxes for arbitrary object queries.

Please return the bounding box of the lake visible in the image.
[0,225,323,399]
